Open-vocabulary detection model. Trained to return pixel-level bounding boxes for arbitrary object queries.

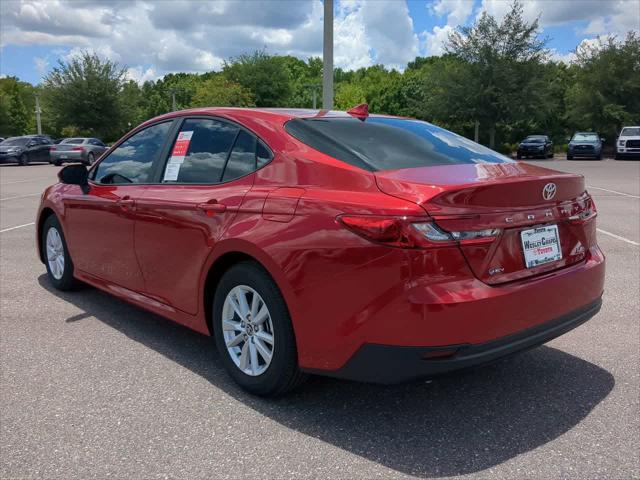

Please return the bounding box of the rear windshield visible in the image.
[62,138,84,144]
[284,117,513,172]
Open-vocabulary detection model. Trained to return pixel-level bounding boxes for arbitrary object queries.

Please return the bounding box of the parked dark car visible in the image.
[50,137,108,166]
[0,135,53,165]
[516,135,554,159]
[567,132,604,160]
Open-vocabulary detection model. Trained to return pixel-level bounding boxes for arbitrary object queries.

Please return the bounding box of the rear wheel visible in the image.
[18,153,29,166]
[567,154,573,160]
[86,152,95,165]
[42,215,77,290]
[212,262,307,396]
[516,152,522,159]
[596,153,602,160]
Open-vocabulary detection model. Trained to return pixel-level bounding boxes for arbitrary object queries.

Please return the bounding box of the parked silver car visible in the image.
[50,137,108,166]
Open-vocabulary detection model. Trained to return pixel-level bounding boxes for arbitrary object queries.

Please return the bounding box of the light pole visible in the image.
[34,93,42,135]
[322,0,334,110]
[304,83,321,109]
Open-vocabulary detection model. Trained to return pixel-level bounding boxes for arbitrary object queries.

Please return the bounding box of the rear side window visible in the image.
[285,117,513,172]
[94,121,171,184]
[222,130,257,182]
[162,118,239,183]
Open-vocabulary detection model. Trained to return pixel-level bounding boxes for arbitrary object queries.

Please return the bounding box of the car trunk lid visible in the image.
[375,162,597,284]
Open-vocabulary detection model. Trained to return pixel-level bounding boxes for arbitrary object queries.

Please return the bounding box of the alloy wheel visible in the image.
[222,285,275,376]
[46,227,65,280]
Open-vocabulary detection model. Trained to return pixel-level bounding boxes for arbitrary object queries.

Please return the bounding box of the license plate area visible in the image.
[520,225,562,268]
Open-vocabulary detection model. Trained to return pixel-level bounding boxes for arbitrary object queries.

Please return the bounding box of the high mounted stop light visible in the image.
[347,103,369,119]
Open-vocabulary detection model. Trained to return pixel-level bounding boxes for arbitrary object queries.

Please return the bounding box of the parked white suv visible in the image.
[616,126,640,159]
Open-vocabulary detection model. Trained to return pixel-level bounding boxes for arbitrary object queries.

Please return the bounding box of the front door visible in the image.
[62,121,174,292]
[134,118,261,315]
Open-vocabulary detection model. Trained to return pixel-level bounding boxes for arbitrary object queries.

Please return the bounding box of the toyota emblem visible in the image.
[542,183,557,200]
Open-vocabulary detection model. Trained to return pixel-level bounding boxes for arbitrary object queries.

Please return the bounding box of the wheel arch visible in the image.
[201,241,299,339]
[37,207,56,263]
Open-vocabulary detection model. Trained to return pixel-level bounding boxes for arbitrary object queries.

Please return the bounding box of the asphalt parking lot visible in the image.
[1,158,638,479]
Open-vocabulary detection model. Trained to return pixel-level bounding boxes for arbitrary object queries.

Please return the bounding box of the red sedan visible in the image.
[36,106,605,396]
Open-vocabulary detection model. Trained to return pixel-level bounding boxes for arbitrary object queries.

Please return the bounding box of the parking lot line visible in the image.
[0,193,41,202]
[597,228,640,246]
[0,176,51,186]
[0,222,35,233]
[588,185,640,199]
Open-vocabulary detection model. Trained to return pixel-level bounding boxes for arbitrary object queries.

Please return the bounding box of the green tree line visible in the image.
[1,2,638,153]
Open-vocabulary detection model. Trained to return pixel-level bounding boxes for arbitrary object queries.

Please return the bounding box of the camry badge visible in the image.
[542,183,557,201]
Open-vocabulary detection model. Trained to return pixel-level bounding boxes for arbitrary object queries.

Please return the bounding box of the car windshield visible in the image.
[621,127,640,136]
[285,116,513,172]
[1,137,29,146]
[524,137,545,143]
[573,133,598,142]
[62,138,85,144]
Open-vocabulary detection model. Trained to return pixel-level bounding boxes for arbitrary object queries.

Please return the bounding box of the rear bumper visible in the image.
[50,151,85,163]
[312,297,602,384]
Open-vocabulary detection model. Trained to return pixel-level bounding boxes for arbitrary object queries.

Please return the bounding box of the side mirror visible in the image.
[566,138,571,143]
[58,164,90,194]
[27,141,36,147]
[600,137,605,142]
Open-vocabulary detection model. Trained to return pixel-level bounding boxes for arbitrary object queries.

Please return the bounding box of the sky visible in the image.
[0,0,638,85]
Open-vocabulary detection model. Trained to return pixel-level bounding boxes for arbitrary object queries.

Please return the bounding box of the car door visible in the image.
[62,121,174,292]
[134,117,262,315]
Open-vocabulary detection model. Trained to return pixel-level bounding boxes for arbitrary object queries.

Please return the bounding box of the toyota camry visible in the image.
[36,106,605,396]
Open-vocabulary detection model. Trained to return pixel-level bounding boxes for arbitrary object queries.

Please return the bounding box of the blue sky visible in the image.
[1,0,638,85]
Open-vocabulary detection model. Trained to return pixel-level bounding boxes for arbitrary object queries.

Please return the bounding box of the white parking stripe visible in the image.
[597,228,639,246]
[0,222,35,233]
[0,193,41,202]
[588,186,640,199]
[0,177,51,186]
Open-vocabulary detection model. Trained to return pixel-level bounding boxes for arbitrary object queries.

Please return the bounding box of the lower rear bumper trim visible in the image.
[305,297,602,384]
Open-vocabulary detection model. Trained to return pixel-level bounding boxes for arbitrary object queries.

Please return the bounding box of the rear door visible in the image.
[63,121,174,292]
[134,117,262,315]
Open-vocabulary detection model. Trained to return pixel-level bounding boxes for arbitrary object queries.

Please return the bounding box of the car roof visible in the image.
[140,107,398,129]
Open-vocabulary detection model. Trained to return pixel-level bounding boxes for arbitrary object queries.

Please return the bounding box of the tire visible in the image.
[53,160,61,166]
[548,152,554,158]
[86,152,95,165]
[596,153,602,160]
[516,152,522,159]
[42,215,77,291]
[567,154,573,160]
[18,153,29,166]
[212,261,307,396]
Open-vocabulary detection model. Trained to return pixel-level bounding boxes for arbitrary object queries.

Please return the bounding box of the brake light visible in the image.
[337,215,500,248]
[569,196,597,225]
[72,146,84,151]
[50,146,57,151]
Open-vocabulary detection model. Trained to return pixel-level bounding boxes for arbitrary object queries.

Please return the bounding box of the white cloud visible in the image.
[429,0,475,27]
[421,25,454,56]
[125,67,159,85]
[33,56,48,76]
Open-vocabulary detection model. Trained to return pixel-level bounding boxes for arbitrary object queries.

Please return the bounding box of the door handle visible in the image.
[196,201,226,215]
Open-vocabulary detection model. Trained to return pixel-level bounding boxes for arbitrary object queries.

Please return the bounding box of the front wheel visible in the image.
[212,262,307,396]
[42,215,77,290]
[567,154,573,160]
[596,153,602,160]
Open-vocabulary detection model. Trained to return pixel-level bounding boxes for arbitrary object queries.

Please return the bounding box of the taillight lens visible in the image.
[337,215,500,249]
[72,146,84,151]
[569,196,597,225]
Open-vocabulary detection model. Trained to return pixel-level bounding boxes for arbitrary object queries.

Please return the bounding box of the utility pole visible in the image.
[170,90,177,111]
[322,0,334,110]
[303,84,321,109]
[34,93,42,135]
[474,120,479,143]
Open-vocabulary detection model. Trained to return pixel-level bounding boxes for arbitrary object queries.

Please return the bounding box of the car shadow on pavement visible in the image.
[38,275,615,478]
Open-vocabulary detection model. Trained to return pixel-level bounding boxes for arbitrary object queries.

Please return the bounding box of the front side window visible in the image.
[94,122,171,184]
[285,117,513,172]
[162,118,239,184]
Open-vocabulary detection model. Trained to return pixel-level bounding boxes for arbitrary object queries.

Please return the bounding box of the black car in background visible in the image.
[516,135,554,159]
[0,135,53,165]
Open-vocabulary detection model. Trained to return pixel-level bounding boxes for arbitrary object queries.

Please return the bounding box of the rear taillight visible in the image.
[72,146,84,151]
[337,215,500,249]
[50,146,57,151]
[568,196,597,225]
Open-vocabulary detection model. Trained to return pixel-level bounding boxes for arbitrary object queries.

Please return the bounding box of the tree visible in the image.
[442,0,549,148]
[565,32,640,140]
[223,51,293,107]
[41,51,126,140]
[0,76,36,136]
[191,75,255,107]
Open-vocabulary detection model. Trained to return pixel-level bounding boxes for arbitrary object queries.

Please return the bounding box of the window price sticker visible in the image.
[163,131,193,181]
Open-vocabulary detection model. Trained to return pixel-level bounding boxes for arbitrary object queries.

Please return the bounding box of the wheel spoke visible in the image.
[222,319,242,332]
[236,288,250,318]
[56,256,64,274]
[254,330,273,345]
[253,305,269,325]
[225,333,244,348]
[254,338,272,363]
[228,295,244,320]
[249,341,259,375]
[239,342,250,371]
[250,291,260,317]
